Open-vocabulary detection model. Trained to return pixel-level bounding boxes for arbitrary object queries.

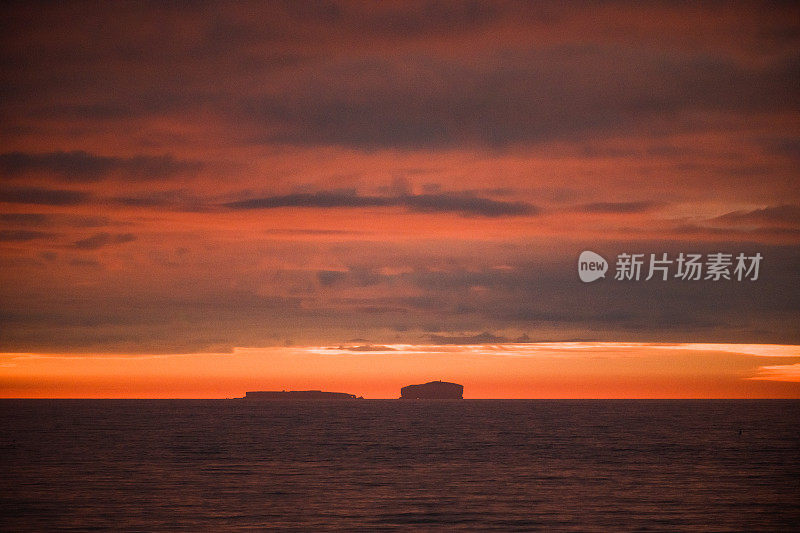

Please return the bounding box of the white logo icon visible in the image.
[578,251,608,282]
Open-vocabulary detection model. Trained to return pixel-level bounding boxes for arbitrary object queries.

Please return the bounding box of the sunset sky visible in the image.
[1,1,798,398]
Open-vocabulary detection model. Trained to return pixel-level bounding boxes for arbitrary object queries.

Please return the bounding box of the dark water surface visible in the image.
[2,400,799,531]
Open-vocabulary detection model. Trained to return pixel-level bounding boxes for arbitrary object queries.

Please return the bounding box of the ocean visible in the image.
[1,400,799,531]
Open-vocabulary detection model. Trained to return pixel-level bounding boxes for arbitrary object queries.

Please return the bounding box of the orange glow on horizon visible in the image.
[2,342,798,399]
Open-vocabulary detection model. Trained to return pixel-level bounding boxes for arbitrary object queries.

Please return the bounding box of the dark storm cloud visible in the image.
[301,243,800,344]
[0,213,111,227]
[578,201,661,214]
[714,205,800,226]
[0,186,90,205]
[224,191,536,217]
[406,193,535,216]
[763,138,800,161]
[227,191,391,210]
[248,49,800,149]
[427,331,508,344]
[3,3,796,152]
[1,242,798,353]
[0,229,54,241]
[319,266,392,288]
[0,287,304,354]
[0,151,201,182]
[317,270,348,287]
[73,232,136,250]
[0,213,50,226]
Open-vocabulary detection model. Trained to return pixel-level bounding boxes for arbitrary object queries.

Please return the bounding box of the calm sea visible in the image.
[1,400,799,531]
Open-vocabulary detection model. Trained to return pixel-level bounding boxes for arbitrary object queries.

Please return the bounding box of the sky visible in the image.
[1,1,799,398]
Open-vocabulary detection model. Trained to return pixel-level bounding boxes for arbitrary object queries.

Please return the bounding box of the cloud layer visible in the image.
[224,191,536,217]
[0,1,798,355]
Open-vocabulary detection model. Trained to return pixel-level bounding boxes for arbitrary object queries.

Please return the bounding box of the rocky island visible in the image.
[243,390,361,400]
[400,380,463,399]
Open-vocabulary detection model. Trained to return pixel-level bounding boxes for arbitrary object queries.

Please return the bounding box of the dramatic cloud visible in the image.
[0,151,201,182]
[224,191,537,217]
[0,213,111,227]
[0,213,50,226]
[579,202,660,214]
[0,230,54,242]
[0,1,798,363]
[247,49,800,149]
[0,186,90,205]
[427,332,508,344]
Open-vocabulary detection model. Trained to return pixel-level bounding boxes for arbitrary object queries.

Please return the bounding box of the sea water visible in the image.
[2,400,799,531]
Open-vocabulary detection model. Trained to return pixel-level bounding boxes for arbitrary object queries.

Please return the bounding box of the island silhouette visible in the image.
[239,381,464,399]
[243,390,361,400]
[400,380,464,399]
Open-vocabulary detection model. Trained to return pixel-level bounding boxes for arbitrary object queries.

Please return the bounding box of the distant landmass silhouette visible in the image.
[244,390,361,400]
[400,380,464,399]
